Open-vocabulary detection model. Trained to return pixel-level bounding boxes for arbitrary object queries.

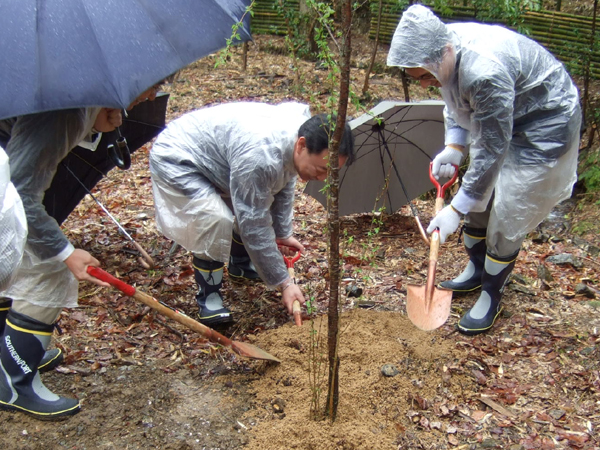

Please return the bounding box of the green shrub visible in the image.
[579,148,600,193]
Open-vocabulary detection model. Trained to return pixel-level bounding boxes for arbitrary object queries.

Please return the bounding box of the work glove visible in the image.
[426,205,461,244]
[431,145,464,180]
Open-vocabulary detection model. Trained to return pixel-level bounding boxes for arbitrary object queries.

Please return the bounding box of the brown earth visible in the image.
[0,30,599,450]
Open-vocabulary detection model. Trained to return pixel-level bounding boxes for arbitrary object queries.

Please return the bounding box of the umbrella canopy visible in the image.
[0,0,252,120]
[304,101,445,216]
[43,93,170,225]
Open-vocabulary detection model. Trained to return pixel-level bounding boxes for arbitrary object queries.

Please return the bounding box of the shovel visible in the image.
[406,163,458,331]
[281,247,302,326]
[87,266,281,363]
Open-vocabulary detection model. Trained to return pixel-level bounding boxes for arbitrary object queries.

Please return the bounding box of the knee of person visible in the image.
[10,300,62,325]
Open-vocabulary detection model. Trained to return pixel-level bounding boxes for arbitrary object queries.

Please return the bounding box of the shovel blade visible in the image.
[231,341,281,363]
[406,284,453,331]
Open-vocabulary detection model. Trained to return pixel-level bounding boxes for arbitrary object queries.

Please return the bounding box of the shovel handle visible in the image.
[285,265,302,327]
[429,162,459,199]
[86,266,234,347]
[292,301,302,326]
[281,247,301,268]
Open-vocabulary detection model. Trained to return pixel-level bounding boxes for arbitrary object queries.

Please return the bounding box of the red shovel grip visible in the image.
[87,266,136,296]
[429,162,459,198]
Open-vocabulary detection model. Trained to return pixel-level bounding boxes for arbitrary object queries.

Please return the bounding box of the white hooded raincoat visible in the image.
[388,5,581,241]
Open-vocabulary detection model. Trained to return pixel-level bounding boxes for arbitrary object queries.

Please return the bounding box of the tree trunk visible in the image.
[278,0,301,88]
[362,0,383,96]
[242,41,249,72]
[325,0,351,423]
[582,0,598,123]
[400,70,410,102]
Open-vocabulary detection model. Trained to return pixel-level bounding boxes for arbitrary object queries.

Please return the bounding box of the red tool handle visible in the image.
[429,162,459,199]
[87,266,239,350]
[279,247,302,326]
[88,266,136,296]
[282,247,301,269]
[429,162,459,215]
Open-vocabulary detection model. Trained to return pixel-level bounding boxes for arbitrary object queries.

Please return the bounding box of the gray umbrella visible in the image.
[304,100,445,216]
[0,0,252,120]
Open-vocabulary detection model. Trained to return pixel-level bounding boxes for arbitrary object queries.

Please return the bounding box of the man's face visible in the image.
[293,136,347,181]
[405,68,442,88]
[127,84,161,110]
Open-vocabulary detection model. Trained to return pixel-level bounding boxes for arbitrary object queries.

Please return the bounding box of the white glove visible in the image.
[431,145,464,180]
[426,205,461,244]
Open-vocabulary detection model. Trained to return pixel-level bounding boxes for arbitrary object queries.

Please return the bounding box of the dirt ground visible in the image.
[1,28,599,450]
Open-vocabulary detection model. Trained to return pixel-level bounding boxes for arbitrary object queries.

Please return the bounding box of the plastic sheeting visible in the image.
[150,102,311,288]
[0,108,100,307]
[387,4,581,241]
[0,108,100,261]
[0,147,27,290]
[1,247,79,309]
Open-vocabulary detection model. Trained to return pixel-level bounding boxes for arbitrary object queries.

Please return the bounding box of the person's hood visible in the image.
[387,4,456,80]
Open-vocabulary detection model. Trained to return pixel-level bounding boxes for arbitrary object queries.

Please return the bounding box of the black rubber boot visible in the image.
[193,257,233,327]
[457,249,519,336]
[0,299,63,374]
[0,311,80,420]
[440,227,487,294]
[228,232,261,282]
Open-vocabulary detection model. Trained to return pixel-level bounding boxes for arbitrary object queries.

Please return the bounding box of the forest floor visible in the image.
[0,32,599,450]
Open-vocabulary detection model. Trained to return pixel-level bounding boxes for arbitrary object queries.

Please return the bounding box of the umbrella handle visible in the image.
[108,130,131,170]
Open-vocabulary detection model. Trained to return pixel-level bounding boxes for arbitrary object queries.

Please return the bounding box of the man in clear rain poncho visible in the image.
[387,5,581,335]
[150,102,354,327]
[0,85,162,420]
[0,147,27,292]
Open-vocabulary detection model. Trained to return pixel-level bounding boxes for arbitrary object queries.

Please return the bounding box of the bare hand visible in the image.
[93,108,123,133]
[276,236,305,255]
[63,249,110,287]
[281,283,305,314]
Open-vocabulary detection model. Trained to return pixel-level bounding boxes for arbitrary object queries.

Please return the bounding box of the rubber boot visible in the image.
[0,310,80,419]
[0,299,63,374]
[228,232,261,282]
[439,227,487,294]
[457,249,519,336]
[193,257,233,327]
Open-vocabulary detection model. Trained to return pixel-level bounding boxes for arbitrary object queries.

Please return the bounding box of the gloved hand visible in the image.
[431,145,464,180]
[426,205,461,244]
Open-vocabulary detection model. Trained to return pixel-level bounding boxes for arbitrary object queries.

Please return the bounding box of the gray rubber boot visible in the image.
[193,257,233,327]
[0,299,63,374]
[440,227,486,294]
[228,232,261,282]
[0,310,80,420]
[457,249,519,336]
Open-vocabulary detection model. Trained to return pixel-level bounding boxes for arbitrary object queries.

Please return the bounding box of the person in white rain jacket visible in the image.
[150,102,354,326]
[387,5,581,335]
[0,85,162,420]
[0,147,27,292]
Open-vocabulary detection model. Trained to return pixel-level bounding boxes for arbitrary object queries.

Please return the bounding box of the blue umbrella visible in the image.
[0,0,252,120]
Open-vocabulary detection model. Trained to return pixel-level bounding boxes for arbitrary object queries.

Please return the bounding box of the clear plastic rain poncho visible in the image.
[0,147,27,290]
[0,108,101,307]
[387,5,581,241]
[150,102,311,288]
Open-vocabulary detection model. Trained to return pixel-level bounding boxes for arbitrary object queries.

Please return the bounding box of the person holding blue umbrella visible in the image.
[387,5,581,335]
[0,86,162,420]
